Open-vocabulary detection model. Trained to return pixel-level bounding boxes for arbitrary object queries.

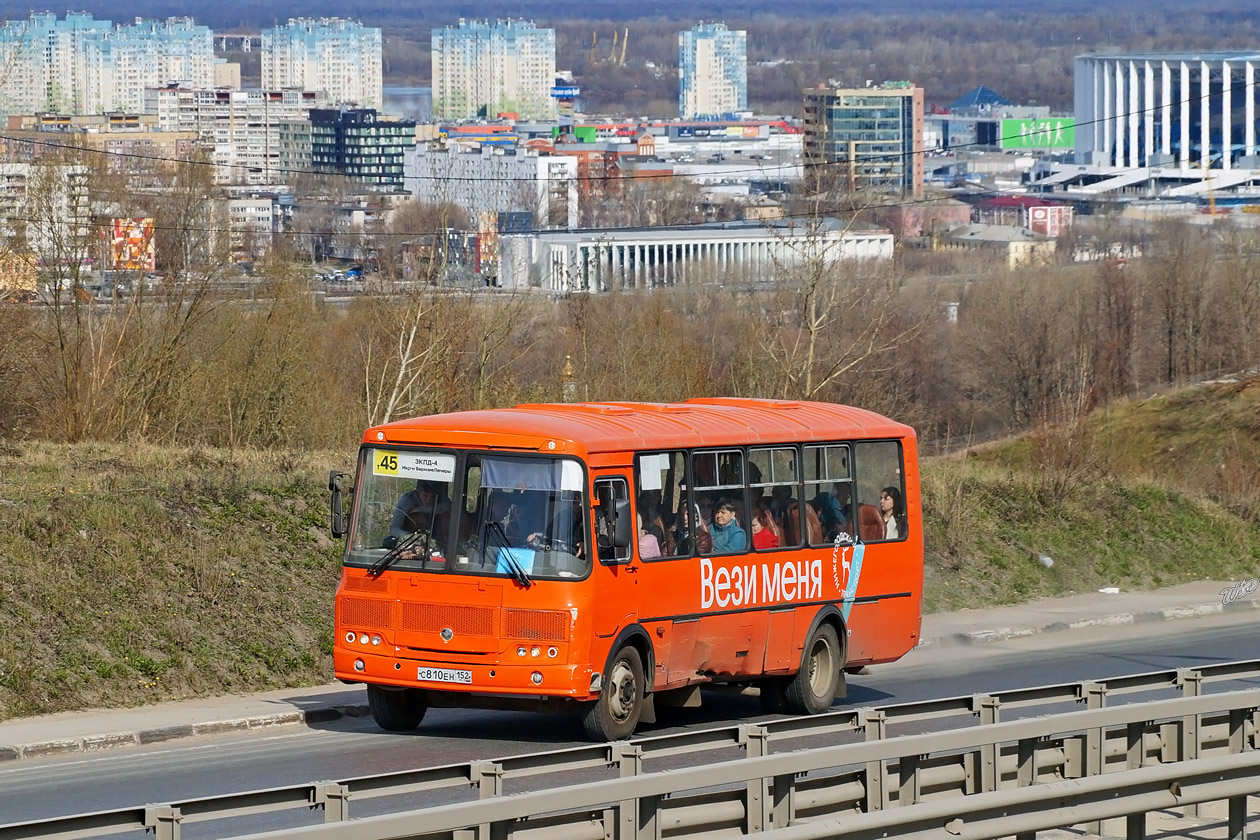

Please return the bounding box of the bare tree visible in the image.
[1143,220,1214,386]
[755,217,917,401]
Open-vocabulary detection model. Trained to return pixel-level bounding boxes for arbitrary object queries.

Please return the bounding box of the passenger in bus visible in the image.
[750,505,780,550]
[637,491,669,547]
[811,483,852,541]
[637,514,662,559]
[671,502,713,555]
[696,496,714,527]
[710,501,748,554]
[387,480,451,553]
[880,487,907,540]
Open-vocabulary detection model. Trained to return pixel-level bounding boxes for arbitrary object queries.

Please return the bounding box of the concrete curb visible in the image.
[0,704,372,762]
[917,597,1260,648]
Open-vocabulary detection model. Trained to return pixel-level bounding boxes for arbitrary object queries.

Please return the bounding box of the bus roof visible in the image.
[365,398,915,455]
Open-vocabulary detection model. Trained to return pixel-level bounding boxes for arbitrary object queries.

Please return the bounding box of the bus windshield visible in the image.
[347,448,590,581]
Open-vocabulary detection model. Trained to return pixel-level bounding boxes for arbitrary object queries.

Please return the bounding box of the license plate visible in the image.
[417,666,472,684]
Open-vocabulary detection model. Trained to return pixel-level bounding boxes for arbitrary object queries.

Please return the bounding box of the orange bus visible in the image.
[329,398,922,740]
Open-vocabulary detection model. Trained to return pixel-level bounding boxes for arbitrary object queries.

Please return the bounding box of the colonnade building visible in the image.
[1041,53,1260,197]
[498,221,893,293]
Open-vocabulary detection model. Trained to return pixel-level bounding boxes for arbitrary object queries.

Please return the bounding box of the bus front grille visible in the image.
[503,609,568,641]
[402,603,495,636]
[339,597,391,629]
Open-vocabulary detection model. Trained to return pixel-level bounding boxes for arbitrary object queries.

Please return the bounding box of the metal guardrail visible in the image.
[2,659,1258,840]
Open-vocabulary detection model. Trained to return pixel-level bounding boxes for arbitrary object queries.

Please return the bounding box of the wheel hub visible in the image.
[608,662,636,721]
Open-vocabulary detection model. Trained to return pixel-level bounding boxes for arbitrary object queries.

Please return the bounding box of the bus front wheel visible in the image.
[367,684,427,731]
[583,645,644,741]
[785,624,842,715]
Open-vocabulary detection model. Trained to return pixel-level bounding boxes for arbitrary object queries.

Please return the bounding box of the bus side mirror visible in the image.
[329,470,351,538]
[612,498,632,550]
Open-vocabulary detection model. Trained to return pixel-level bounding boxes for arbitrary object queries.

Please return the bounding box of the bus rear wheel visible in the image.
[784,624,842,715]
[367,684,427,731]
[583,645,644,741]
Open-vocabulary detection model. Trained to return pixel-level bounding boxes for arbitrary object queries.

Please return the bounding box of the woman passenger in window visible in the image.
[637,513,662,559]
[672,502,712,555]
[750,506,780,550]
[879,487,906,540]
[710,501,748,554]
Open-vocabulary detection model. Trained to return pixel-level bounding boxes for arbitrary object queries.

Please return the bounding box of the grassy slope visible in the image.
[921,377,1260,611]
[0,378,1257,719]
[0,444,344,720]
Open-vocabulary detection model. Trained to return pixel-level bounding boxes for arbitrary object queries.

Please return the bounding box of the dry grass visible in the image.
[923,376,1260,612]
[0,442,348,720]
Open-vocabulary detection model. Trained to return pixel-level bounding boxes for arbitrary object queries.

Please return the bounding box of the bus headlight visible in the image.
[354,659,365,672]
[548,646,558,658]
[345,631,356,644]
[531,672,543,685]
[517,646,528,657]
[530,646,541,658]
[371,635,382,646]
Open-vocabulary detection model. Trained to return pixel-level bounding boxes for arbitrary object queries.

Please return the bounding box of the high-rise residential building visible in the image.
[678,23,747,120]
[801,83,925,198]
[405,144,578,228]
[145,87,330,185]
[0,13,213,118]
[261,18,383,110]
[431,20,556,120]
[310,109,415,191]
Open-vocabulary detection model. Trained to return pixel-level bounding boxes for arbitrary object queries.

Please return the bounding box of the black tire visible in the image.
[583,646,645,741]
[367,684,427,731]
[784,624,843,715]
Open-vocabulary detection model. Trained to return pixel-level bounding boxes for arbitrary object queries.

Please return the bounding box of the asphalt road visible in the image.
[1,610,1257,837]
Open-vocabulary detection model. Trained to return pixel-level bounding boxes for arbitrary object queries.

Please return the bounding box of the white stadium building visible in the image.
[1034,52,1260,198]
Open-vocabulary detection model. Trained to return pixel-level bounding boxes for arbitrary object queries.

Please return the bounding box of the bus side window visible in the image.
[854,441,906,542]
[636,451,686,559]
[693,449,748,555]
[594,477,632,563]
[748,446,795,550]
[804,444,852,547]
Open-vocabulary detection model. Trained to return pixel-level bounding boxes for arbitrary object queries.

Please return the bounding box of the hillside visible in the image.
[1,379,1257,720]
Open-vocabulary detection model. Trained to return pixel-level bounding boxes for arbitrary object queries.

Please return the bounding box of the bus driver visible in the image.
[387,480,451,554]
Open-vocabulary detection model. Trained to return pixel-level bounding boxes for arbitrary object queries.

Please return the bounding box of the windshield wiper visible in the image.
[486,519,532,588]
[369,529,427,577]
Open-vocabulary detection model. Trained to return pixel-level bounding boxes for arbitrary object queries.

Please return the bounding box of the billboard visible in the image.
[1027,205,1073,237]
[111,218,155,271]
[1000,118,1075,150]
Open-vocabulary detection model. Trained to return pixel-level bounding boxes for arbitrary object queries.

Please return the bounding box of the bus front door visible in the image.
[591,475,639,642]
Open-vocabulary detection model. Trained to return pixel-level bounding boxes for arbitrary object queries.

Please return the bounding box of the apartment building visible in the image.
[405,143,578,228]
[145,87,329,184]
[678,23,747,120]
[310,108,416,191]
[0,13,213,117]
[261,18,383,109]
[431,20,556,120]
